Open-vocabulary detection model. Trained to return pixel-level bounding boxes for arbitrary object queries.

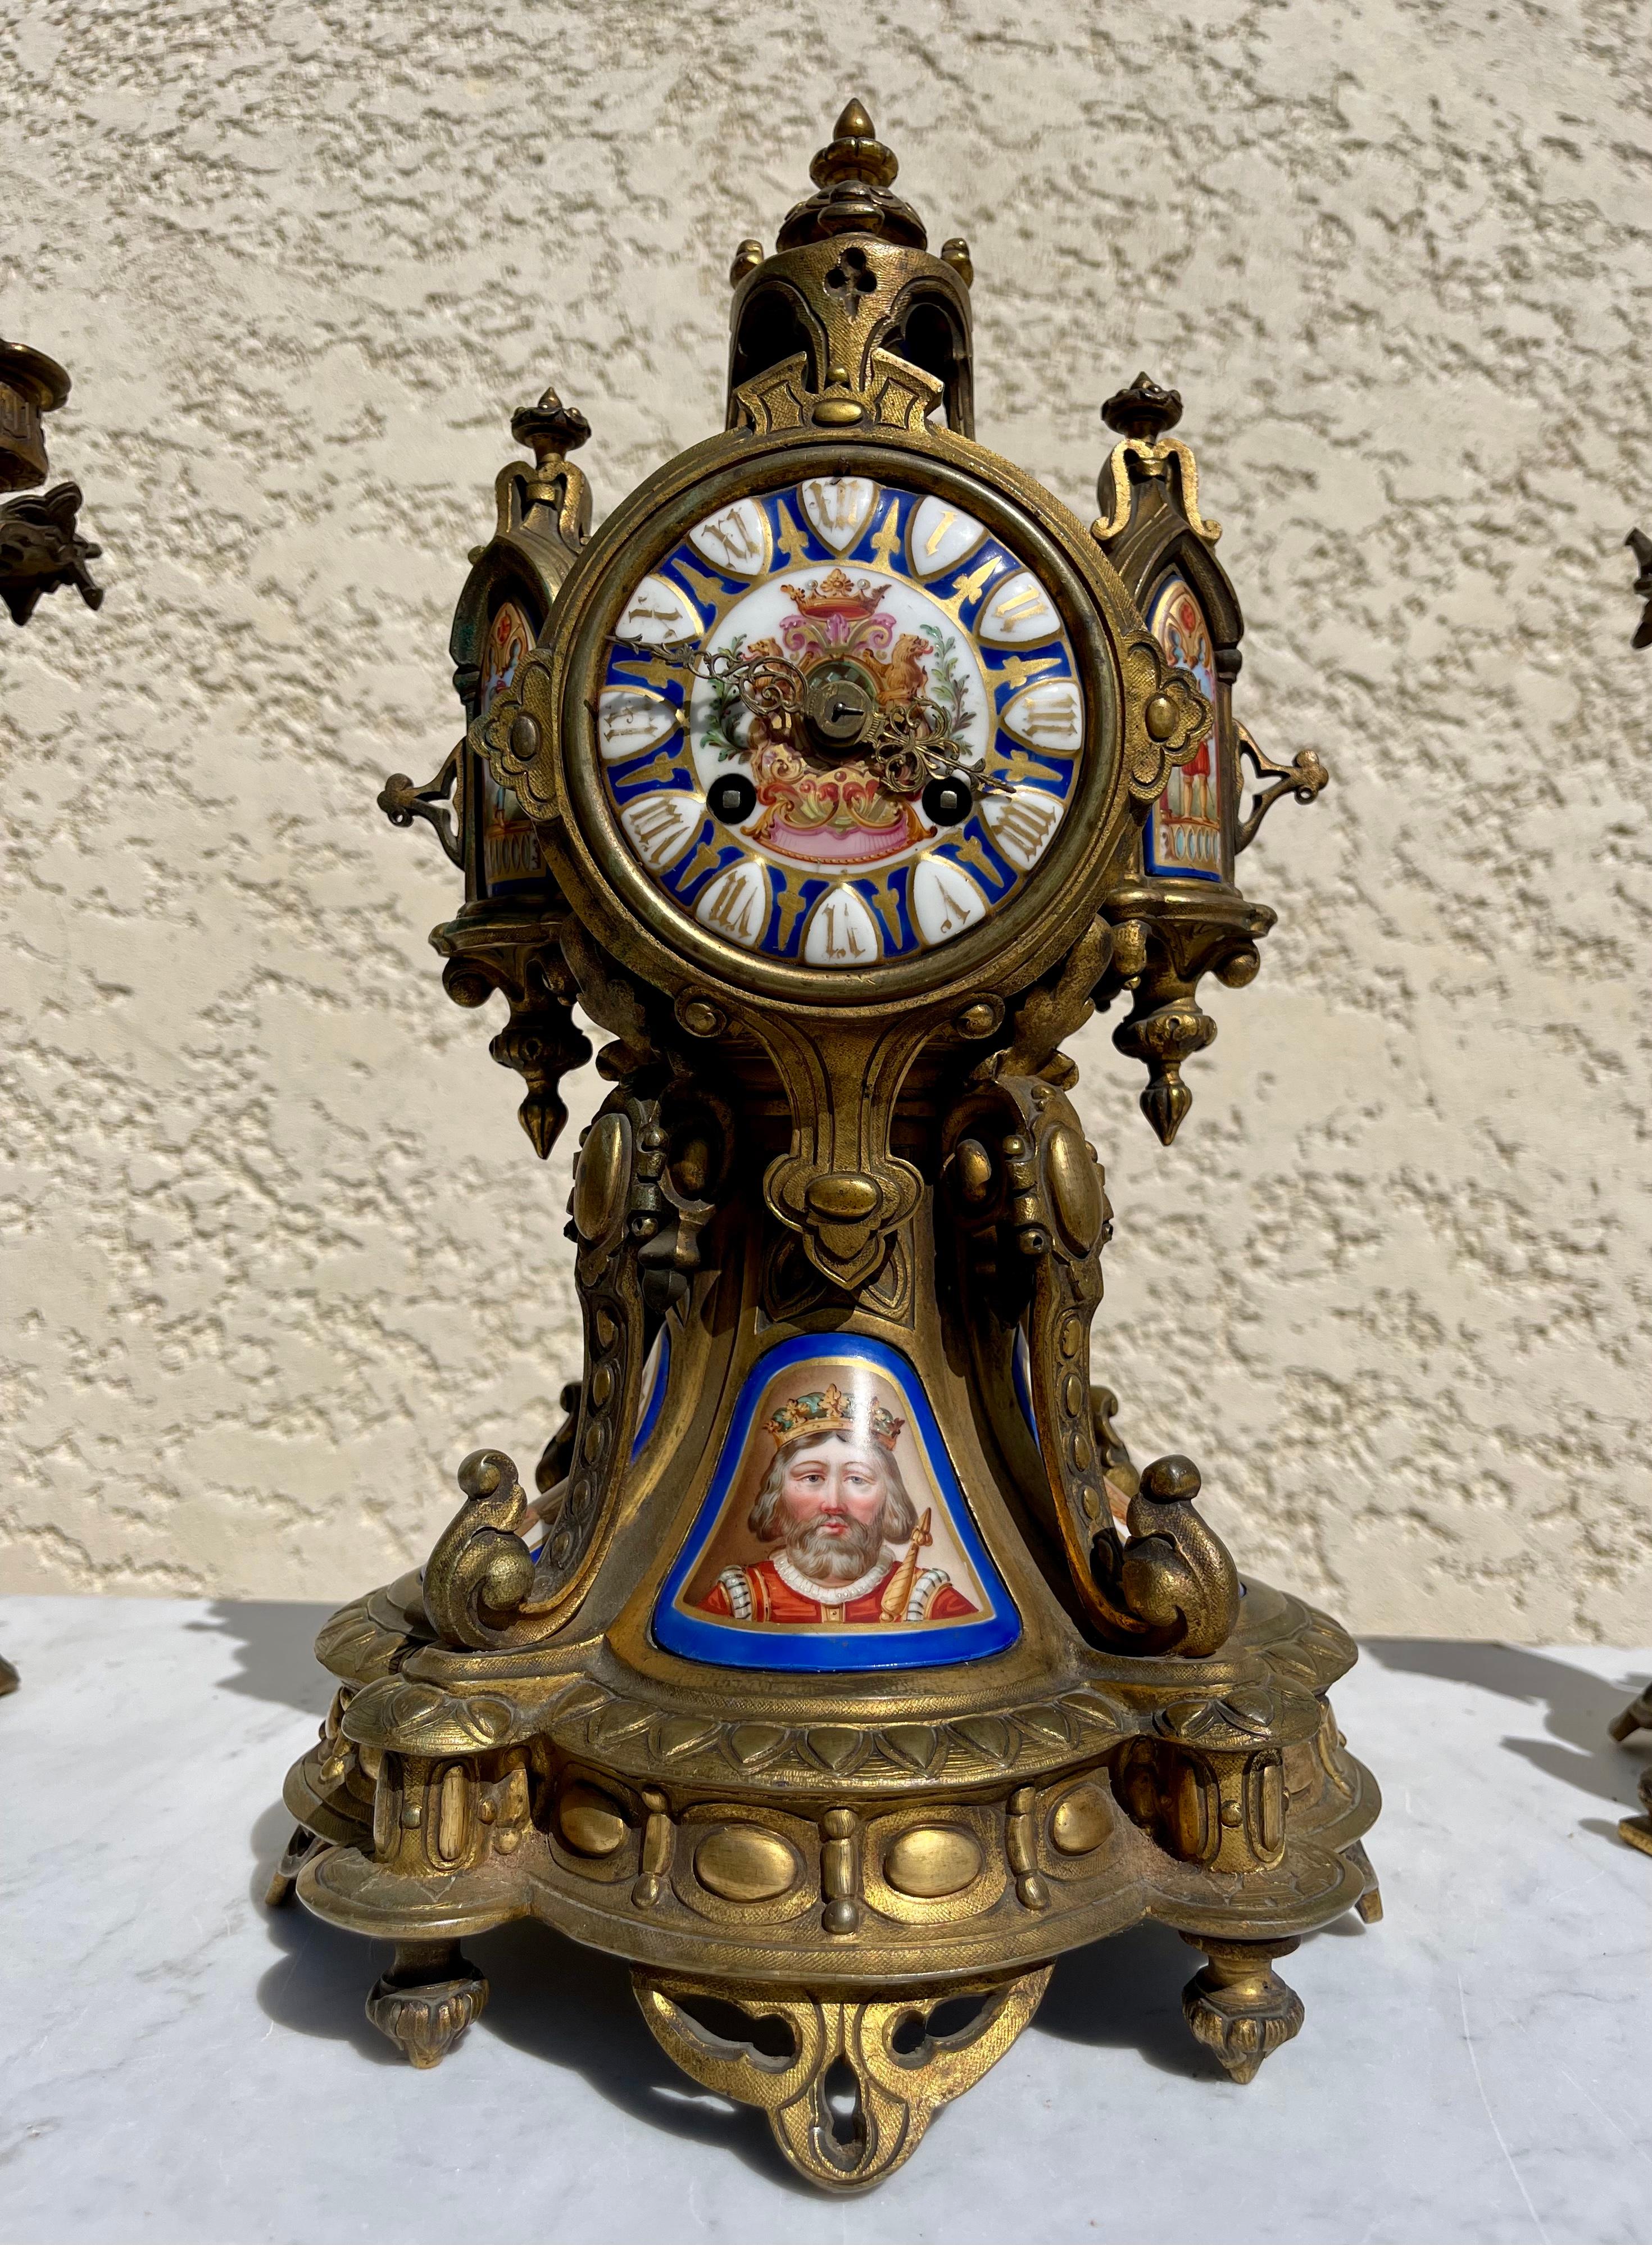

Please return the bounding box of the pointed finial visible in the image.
[778,97,925,248]
[810,97,898,189]
[510,387,591,471]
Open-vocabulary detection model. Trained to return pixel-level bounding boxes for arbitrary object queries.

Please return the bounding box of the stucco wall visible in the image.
[2,0,1648,1636]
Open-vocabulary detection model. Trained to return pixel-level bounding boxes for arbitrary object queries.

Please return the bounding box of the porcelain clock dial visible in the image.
[596,477,1085,967]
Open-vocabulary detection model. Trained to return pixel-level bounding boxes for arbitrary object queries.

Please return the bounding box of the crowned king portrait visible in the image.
[697,1380,981,1626]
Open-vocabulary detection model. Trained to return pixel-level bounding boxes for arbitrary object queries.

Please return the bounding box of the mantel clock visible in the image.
[274,102,1376,2192]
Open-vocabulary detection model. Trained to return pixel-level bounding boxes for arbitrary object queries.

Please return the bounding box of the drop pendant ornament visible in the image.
[279,99,1375,2194]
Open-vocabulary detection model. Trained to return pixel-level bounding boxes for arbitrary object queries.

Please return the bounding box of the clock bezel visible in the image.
[511,423,1143,1015]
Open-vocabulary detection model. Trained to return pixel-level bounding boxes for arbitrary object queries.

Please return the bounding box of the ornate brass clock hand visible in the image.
[611,631,1008,803]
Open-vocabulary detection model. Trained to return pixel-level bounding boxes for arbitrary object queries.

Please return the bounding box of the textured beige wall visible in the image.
[2,0,1648,1636]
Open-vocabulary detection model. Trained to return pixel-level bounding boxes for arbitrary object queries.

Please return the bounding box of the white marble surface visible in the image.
[1,1594,1647,2245]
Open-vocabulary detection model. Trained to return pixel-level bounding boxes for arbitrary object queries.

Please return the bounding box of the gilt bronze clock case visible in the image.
[274,100,1379,2194]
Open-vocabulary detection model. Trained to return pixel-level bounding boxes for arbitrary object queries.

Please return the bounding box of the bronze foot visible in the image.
[263,1824,320,1908]
[1619,1764,1652,1858]
[366,1940,489,2069]
[0,1653,17,1697]
[1609,1684,1652,1744]
[1179,1934,1304,2084]
[1345,1837,1384,1923]
[634,1967,1051,2193]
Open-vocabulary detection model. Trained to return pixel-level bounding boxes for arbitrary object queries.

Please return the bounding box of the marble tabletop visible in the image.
[1,1593,1646,2245]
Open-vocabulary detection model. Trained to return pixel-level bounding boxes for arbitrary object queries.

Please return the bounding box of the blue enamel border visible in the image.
[605,482,1083,959]
[652,1333,1020,1671]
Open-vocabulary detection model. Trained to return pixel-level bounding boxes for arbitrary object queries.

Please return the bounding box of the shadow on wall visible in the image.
[1364,1639,1650,1813]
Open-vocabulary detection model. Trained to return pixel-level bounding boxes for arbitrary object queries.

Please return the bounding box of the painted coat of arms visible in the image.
[703,568,975,867]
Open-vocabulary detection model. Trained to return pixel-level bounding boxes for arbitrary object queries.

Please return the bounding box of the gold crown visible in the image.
[763,1381,902,1450]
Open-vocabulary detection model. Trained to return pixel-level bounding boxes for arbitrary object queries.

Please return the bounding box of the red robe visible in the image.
[700,1557,977,1625]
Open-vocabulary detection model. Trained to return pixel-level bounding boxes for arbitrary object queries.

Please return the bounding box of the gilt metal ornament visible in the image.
[270,99,1376,2192]
[1612,535,1649,1854]
[1610,1687,1652,1856]
[1,326,105,1696]
[0,336,102,626]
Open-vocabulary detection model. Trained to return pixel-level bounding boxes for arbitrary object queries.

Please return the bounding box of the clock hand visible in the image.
[608,634,1010,799]
[866,695,1011,800]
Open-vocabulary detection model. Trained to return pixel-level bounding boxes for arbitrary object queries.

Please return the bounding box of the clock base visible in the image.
[273,1571,1379,2193]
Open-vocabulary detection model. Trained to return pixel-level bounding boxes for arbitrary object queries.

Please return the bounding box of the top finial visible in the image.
[809,98,899,191]
[777,97,926,249]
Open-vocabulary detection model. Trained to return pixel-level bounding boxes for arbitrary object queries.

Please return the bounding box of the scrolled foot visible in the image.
[1180,1935,1304,2084]
[366,1940,489,2069]
[1619,1815,1652,1857]
[634,1966,1051,2193]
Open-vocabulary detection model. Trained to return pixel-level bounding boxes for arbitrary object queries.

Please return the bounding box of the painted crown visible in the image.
[763,1381,903,1450]
[781,567,884,619]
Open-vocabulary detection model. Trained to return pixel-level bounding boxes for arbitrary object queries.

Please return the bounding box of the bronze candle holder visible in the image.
[0,333,102,627]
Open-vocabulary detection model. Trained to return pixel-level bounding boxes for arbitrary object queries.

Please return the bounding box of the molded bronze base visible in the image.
[271,1569,1381,2190]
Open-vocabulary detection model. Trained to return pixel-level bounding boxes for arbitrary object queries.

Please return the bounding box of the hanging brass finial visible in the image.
[777,96,927,250]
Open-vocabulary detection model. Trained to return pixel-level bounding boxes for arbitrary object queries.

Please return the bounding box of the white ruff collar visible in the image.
[771,1548,892,1607]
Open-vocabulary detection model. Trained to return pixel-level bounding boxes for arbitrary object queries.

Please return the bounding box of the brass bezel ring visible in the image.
[538,423,1138,1015]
